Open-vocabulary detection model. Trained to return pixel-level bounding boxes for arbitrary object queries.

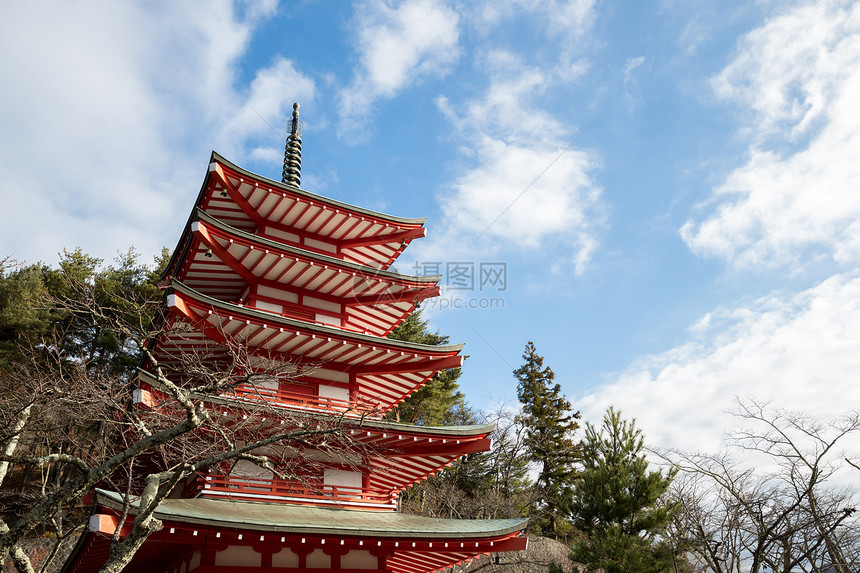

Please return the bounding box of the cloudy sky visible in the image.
[2,0,860,454]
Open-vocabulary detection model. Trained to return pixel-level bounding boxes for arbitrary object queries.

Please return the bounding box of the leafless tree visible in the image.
[399,406,534,522]
[661,399,860,573]
[0,256,21,272]
[0,276,373,573]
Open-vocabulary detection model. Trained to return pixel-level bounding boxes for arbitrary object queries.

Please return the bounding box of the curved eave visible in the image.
[138,369,492,439]
[193,209,438,284]
[172,210,440,337]
[154,281,463,411]
[95,489,526,538]
[200,152,426,270]
[212,152,426,227]
[167,280,463,355]
[67,491,527,573]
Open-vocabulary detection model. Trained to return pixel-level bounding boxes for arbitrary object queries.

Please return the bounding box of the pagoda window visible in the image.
[280,381,316,405]
[283,306,316,322]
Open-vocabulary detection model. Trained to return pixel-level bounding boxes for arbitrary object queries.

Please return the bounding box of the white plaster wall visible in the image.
[230,460,274,480]
[324,469,362,488]
[255,299,284,314]
[258,283,299,303]
[313,368,349,383]
[261,225,300,246]
[302,295,341,312]
[303,237,338,254]
[318,385,350,402]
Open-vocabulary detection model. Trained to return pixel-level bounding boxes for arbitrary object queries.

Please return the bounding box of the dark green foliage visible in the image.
[386,308,467,425]
[0,246,170,551]
[0,263,55,370]
[0,247,169,377]
[569,407,677,573]
[514,341,581,538]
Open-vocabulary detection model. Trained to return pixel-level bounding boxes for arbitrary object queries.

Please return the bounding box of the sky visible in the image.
[2,0,860,457]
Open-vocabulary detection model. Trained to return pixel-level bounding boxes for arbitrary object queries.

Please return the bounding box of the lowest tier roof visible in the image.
[96,489,526,537]
[63,490,527,573]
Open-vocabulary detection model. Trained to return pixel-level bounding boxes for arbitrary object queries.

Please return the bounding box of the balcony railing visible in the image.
[188,474,397,510]
[225,384,382,418]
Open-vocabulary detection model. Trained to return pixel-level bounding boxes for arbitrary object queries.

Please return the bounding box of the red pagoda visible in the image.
[61,104,527,573]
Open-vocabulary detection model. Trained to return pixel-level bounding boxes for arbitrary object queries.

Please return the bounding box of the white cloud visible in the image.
[579,271,860,453]
[0,1,312,266]
[522,0,596,39]
[437,136,602,271]
[623,56,648,111]
[338,0,460,137]
[463,0,595,46]
[218,58,316,158]
[440,50,568,144]
[682,0,860,270]
[623,56,647,79]
[417,52,604,273]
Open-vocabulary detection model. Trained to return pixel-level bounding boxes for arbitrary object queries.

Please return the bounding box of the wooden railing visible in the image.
[188,474,396,509]
[226,385,382,418]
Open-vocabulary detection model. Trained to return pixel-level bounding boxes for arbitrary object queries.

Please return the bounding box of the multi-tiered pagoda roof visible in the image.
[63,105,526,573]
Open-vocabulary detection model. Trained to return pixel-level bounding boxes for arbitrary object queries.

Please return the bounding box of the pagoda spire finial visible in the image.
[282,102,303,187]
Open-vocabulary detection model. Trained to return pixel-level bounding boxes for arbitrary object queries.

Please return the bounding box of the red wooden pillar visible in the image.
[324,545,349,568]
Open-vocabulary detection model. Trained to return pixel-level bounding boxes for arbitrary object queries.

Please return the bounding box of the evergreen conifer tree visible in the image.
[386,308,466,425]
[569,407,677,573]
[514,341,580,538]
[0,247,168,375]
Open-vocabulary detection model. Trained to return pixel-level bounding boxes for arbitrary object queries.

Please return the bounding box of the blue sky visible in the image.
[3,0,860,454]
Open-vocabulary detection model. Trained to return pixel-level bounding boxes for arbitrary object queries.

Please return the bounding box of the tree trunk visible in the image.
[808,490,850,573]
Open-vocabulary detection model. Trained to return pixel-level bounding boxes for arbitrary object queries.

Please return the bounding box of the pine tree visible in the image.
[514,341,580,538]
[0,247,169,375]
[569,407,677,573]
[386,307,467,425]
